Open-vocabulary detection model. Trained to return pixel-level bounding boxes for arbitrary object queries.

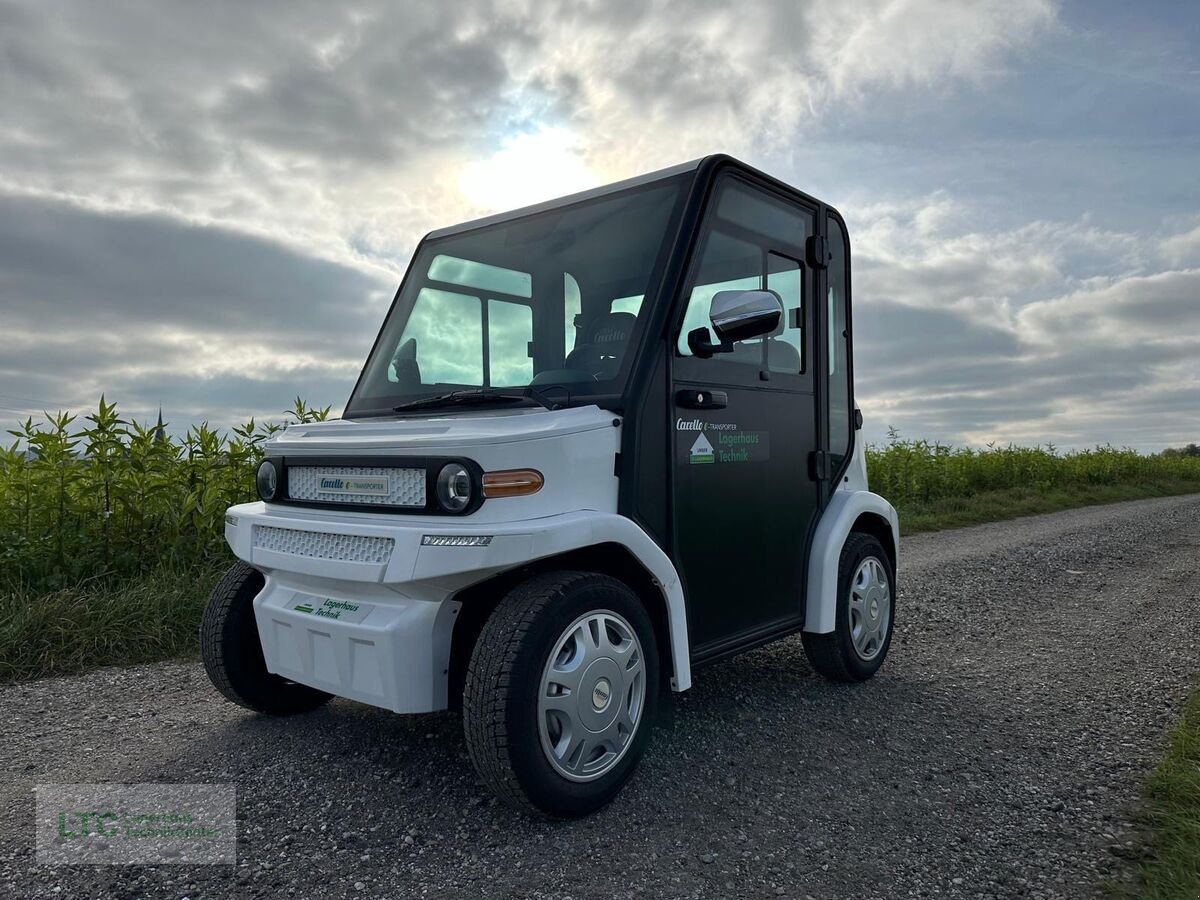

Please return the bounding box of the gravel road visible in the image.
[3,494,1199,899]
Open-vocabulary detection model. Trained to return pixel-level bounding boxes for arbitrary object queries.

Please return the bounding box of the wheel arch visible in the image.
[850,511,896,575]
[448,540,691,708]
[804,489,899,634]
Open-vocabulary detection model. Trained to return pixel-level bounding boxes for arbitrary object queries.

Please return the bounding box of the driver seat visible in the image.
[565,311,637,380]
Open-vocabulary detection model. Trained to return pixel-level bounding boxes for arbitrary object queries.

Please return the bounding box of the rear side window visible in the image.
[395,289,534,389]
[488,299,533,387]
[397,288,483,384]
[428,255,532,297]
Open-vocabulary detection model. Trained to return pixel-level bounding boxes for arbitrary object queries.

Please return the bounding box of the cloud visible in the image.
[850,196,1200,448]
[1018,269,1200,345]
[811,0,1057,98]
[0,0,1058,261]
[5,0,1198,451]
[1161,223,1200,267]
[0,193,390,427]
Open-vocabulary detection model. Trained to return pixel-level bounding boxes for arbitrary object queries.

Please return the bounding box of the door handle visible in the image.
[676,389,728,410]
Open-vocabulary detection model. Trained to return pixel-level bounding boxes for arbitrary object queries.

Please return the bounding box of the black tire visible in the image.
[802,533,895,682]
[200,561,332,715]
[462,570,659,818]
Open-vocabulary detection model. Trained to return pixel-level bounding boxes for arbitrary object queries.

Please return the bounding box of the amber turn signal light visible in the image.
[482,469,544,498]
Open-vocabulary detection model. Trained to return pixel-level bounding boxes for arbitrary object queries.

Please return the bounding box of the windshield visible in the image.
[346,176,689,416]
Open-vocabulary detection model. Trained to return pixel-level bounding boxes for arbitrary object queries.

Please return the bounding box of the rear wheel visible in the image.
[200,561,332,715]
[462,570,659,817]
[802,533,895,682]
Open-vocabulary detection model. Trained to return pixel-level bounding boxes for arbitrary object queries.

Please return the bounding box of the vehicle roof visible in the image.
[423,154,842,242]
[424,158,703,240]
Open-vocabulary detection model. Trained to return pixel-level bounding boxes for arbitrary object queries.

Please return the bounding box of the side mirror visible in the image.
[710,290,783,344]
[686,290,784,359]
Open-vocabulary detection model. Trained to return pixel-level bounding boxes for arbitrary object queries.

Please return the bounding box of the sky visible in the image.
[0,0,1197,450]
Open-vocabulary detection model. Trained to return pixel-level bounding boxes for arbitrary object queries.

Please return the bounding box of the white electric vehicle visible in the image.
[201,155,899,817]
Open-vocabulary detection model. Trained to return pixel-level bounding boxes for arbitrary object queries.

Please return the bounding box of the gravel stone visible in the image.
[2,494,1198,898]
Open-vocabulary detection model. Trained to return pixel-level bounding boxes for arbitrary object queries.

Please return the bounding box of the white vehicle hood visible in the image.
[267,405,617,456]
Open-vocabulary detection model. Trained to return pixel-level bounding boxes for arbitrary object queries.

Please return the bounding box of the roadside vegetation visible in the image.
[1121,688,1200,899]
[868,430,1200,532]
[0,397,329,683]
[1,402,1198,683]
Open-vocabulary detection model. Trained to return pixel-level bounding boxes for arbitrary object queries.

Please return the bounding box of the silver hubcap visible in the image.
[848,557,891,661]
[537,610,646,782]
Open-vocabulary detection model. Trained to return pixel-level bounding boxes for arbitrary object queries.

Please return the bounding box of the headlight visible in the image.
[256,460,278,501]
[435,462,473,513]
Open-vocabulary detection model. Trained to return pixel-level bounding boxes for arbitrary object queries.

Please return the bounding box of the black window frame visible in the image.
[669,172,816,394]
[824,208,856,487]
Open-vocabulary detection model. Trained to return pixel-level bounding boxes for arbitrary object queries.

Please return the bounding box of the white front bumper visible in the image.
[252,574,460,713]
[224,501,540,714]
[223,500,693,712]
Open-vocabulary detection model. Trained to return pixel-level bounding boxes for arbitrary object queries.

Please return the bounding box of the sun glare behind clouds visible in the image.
[458,127,597,213]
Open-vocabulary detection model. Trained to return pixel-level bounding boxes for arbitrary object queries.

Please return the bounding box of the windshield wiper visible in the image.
[393,388,559,413]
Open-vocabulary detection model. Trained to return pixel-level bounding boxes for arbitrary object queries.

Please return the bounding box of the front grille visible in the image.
[287,465,426,508]
[254,526,394,564]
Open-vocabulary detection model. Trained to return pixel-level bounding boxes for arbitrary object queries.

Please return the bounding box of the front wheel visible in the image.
[200,561,332,716]
[462,571,659,817]
[802,533,895,682]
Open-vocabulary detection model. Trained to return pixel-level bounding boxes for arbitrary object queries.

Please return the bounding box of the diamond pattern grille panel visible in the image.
[254,526,394,564]
[287,465,426,507]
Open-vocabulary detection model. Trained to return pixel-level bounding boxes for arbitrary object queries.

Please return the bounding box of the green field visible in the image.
[3,400,1199,682]
[867,433,1200,531]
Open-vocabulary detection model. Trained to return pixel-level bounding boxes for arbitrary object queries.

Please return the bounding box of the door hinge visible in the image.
[613,451,622,477]
[806,234,829,270]
[808,449,829,481]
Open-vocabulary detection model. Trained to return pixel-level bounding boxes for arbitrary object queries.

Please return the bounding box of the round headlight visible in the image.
[256,460,278,501]
[436,462,473,513]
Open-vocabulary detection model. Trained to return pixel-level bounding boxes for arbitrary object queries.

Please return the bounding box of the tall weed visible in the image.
[1,397,329,592]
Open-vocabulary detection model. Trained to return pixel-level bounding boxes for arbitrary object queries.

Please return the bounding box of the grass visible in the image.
[0,564,223,684]
[1122,687,1200,898]
[897,480,1200,534]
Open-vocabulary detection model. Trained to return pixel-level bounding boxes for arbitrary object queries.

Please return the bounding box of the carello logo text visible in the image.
[319,477,345,490]
[675,418,738,431]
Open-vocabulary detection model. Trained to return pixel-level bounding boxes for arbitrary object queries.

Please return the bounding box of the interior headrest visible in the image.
[583,311,636,348]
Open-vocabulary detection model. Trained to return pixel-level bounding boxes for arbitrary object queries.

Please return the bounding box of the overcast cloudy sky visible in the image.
[1,0,1197,449]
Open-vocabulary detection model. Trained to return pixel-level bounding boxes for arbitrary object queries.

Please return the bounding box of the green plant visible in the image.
[865,429,1200,510]
[0,397,329,593]
[1,403,1198,684]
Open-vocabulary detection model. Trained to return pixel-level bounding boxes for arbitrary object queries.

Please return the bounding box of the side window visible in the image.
[488,299,533,386]
[675,180,808,377]
[766,252,802,373]
[396,288,483,384]
[393,288,532,388]
[428,254,532,298]
[676,231,760,355]
[827,217,852,471]
[610,295,644,315]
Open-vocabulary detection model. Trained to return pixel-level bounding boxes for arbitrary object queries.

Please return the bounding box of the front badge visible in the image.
[316,474,390,496]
